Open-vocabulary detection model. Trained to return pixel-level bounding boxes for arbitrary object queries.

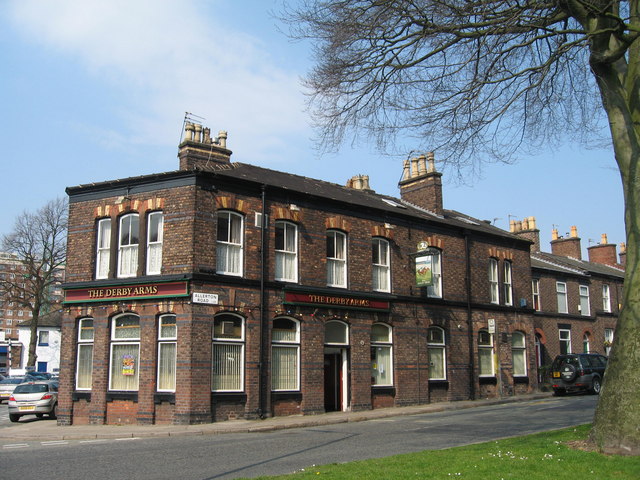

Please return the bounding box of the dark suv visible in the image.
[550,353,608,395]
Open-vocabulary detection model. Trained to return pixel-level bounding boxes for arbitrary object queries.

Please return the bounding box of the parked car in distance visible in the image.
[8,380,58,422]
[24,371,53,381]
[550,353,608,395]
[0,376,25,403]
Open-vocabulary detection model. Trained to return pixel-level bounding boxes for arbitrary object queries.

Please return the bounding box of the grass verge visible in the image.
[247,424,640,479]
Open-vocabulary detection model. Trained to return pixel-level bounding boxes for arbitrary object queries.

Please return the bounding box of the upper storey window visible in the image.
[503,261,513,306]
[327,230,347,287]
[146,212,164,275]
[118,214,139,278]
[96,218,111,280]
[217,211,244,276]
[372,238,390,293]
[489,258,499,304]
[275,221,298,282]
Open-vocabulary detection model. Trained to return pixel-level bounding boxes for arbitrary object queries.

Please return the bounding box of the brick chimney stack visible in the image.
[178,122,232,170]
[587,233,619,266]
[510,216,540,252]
[398,152,443,215]
[551,225,582,259]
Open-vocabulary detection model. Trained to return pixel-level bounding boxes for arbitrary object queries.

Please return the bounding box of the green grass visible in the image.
[246,425,640,479]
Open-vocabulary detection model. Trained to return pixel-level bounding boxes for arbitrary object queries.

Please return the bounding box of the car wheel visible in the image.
[560,364,577,382]
[49,403,57,420]
[553,388,566,396]
[35,413,45,419]
[591,377,602,395]
[9,413,21,423]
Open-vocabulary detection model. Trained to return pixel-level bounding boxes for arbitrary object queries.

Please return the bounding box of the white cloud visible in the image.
[7,0,309,164]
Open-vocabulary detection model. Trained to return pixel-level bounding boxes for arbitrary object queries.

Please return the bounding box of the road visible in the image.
[0,395,598,480]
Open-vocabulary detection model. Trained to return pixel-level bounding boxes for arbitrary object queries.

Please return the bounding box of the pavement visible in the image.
[0,392,553,442]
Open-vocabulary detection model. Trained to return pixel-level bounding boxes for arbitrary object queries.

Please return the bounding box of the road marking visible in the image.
[41,441,69,446]
[115,437,141,441]
[3,443,29,449]
[79,439,108,444]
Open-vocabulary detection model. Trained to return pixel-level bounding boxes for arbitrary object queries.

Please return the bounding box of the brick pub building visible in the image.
[58,123,579,425]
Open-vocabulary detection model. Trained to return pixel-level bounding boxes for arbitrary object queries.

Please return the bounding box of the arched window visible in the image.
[478,329,495,377]
[511,331,527,377]
[327,230,347,287]
[117,213,140,278]
[217,211,244,276]
[157,314,177,392]
[371,323,393,386]
[212,314,245,392]
[76,318,94,390]
[372,238,390,292]
[427,326,447,380]
[275,221,298,282]
[110,314,140,391]
[325,320,349,345]
[271,317,300,391]
[583,333,591,353]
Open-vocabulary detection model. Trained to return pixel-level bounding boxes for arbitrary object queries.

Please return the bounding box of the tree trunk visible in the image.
[589,57,640,455]
[27,313,39,368]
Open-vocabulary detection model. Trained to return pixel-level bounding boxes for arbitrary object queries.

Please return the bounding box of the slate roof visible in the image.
[17,311,63,329]
[531,251,625,279]
[68,161,528,244]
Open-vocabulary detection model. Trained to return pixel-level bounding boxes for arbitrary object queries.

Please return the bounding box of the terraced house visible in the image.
[57,123,620,426]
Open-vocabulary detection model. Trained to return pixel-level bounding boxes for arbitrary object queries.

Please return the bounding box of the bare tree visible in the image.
[283,0,639,454]
[1,198,67,368]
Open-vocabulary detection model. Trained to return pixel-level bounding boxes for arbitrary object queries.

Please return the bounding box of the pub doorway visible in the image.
[324,348,348,412]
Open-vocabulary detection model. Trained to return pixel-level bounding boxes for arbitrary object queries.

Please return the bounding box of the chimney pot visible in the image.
[417,155,427,175]
[509,220,516,232]
[552,228,559,241]
[402,160,411,181]
[601,233,608,244]
[570,226,578,238]
[620,242,626,254]
[529,216,536,230]
[427,152,436,173]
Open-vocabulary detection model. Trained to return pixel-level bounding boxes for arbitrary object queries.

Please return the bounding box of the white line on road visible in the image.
[3,443,29,449]
[41,441,69,446]
[115,437,141,441]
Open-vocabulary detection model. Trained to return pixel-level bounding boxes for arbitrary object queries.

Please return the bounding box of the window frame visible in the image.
[556,282,568,314]
[109,314,141,391]
[271,317,301,392]
[604,328,614,356]
[38,330,49,346]
[583,332,591,353]
[326,230,347,288]
[532,279,541,311]
[212,314,245,392]
[372,238,391,293]
[511,331,527,377]
[216,211,244,276]
[76,318,94,391]
[96,218,111,279]
[579,285,590,316]
[146,212,164,276]
[371,323,393,386]
[157,314,177,393]
[478,329,495,377]
[117,213,140,278]
[274,221,298,283]
[503,261,513,306]
[427,326,447,380]
[559,328,572,354]
[489,258,499,304]
[426,249,443,298]
[602,285,611,313]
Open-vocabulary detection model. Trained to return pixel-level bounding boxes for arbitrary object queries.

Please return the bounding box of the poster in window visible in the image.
[415,255,434,286]
[121,354,135,376]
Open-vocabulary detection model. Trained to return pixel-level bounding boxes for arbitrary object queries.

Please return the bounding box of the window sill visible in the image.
[514,376,529,384]
[479,376,497,385]
[271,391,302,400]
[371,386,395,395]
[106,392,138,402]
[428,379,448,384]
[154,393,176,404]
[73,391,91,401]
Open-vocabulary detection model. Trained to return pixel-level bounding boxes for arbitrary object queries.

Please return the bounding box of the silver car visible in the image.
[0,376,25,403]
[8,380,58,422]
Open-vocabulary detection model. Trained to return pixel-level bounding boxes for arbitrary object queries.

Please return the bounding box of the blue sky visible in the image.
[0,0,625,259]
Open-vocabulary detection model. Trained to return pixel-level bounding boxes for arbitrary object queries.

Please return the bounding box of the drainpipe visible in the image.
[258,185,268,418]
[464,231,476,399]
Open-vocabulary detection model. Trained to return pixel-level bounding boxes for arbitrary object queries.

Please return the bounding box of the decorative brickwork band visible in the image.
[95,197,165,219]
[371,225,394,240]
[273,206,301,223]
[216,196,246,212]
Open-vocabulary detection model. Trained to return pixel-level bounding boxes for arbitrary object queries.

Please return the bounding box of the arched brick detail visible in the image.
[534,327,547,344]
[371,225,394,240]
[215,196,247,213]
[273,206,301,223]
[325,216,350,232]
